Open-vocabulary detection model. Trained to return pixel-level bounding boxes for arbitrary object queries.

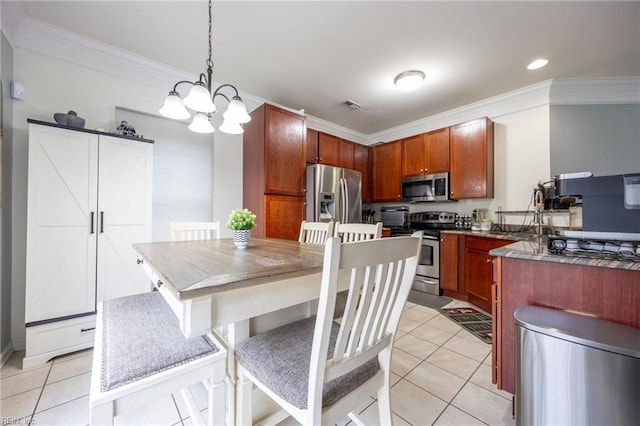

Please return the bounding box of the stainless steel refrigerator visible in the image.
[306,164,362,224]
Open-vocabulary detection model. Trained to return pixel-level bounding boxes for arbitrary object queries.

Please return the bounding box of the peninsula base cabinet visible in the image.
[492,256,640,396]
[24,122,153,368]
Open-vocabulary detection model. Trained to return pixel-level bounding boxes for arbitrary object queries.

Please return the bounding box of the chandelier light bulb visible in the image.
[219,118,244,134]
[184,82,216,113]
[188,113,215,133]
[223,97,251,124]
[394,70,426,92]
[159,92,191,119]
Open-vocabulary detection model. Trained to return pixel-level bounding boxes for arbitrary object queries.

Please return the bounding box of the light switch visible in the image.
[11,81,25,100]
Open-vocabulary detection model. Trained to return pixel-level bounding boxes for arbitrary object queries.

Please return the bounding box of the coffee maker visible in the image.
[555,172,640,235]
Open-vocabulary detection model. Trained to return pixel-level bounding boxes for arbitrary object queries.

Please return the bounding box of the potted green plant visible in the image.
[226,208,257,249]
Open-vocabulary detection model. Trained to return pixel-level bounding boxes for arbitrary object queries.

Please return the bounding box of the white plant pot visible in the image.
[233,229,251,249]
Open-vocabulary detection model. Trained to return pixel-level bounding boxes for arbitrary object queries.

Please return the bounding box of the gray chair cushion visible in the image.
[101,291,219,392]
[333,291,349,319]
[234,317,379,410]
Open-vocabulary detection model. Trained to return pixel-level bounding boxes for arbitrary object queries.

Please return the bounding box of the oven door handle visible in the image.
[421,234,440,241]
[414,276,439,285]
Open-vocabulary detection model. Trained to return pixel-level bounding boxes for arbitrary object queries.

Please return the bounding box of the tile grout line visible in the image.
[28,361,53,426]
[398,309,495,425]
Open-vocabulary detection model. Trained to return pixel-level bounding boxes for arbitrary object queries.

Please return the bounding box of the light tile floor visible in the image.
[0,299,515,426]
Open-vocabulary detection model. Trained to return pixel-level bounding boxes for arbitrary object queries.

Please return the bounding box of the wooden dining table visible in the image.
[133,237,330,424]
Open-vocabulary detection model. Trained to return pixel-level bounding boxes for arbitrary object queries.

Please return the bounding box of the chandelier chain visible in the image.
[207,0,213,69]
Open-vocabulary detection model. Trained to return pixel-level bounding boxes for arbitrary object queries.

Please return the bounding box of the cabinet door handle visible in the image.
[81,327,96,333]
[100,211,104,233]
[90,211,95,234]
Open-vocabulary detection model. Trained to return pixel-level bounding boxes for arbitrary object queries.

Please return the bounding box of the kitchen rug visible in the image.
[407,290,452,311]
[440,307,492,344]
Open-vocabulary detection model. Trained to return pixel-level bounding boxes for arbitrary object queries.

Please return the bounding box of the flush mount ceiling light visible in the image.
[159,0,250,134]
[394,70,426,92]
[527,58,549,70]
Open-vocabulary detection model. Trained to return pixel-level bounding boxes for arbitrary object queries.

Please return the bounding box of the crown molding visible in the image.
[1,1,25,47]
[8,15,639,146]
[306,114,369,144]
[368,79,553,145]
[550,76,640,105]
[13,16,191,92]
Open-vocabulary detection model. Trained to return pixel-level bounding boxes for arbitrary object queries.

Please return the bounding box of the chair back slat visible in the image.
[299,221,334,244]
[170,221,220,241]
[334,222,383,243]
[311,233,422,407]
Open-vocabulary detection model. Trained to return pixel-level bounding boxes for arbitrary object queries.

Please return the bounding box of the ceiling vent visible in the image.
[344,99,362,110]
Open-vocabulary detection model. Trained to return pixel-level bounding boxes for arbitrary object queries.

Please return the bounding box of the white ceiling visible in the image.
[13,1,640,135]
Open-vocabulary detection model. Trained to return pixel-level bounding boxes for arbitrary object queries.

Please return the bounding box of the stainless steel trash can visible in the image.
[515,306,640,426]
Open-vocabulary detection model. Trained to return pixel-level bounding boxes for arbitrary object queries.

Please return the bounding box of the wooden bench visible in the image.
[89,291,227,425]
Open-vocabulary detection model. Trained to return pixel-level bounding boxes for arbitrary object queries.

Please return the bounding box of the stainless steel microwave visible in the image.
[401,172,450,202]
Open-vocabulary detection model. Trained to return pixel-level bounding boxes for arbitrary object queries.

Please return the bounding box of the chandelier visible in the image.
[159,0,251,134]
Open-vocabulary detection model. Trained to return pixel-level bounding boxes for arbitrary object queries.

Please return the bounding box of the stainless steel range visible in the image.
[408,212,457,295]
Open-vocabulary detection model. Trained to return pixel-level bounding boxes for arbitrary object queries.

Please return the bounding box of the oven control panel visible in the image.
[410,211,456,224]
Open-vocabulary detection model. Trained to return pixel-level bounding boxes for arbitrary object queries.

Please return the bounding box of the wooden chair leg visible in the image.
[90,400,114,426]
[208,377,226,426]
[377,385,393,426]
[236,367,253,426]
[377,349,393,426]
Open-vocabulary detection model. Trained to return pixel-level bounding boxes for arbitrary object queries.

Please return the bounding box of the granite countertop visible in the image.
[443,229,532,242]
[442,229,640,271]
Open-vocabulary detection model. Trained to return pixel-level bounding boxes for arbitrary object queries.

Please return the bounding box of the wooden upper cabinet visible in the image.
[425,127,450,174]
[264,105,306,196]
[372,140,402,202]
[354,143,371,203]
[338,139,355,169]
[401,127,450,178]
[450,117,494,199]
[306,128,319,163]
[402,134,426,177]
[318,132,340,166]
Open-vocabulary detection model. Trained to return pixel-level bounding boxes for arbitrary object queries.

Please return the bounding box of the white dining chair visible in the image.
[298,220,334,245]
[89,292,227,426]
[333,221,383,318]
[170,221,220,241]
[334,221,383,243]
[235,232,422,425]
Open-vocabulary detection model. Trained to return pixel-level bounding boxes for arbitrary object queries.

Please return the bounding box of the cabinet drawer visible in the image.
[465,236,493,251]
[25,314,96,358]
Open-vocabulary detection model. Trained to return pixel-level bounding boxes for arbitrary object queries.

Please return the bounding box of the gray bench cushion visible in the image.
[101,291,219,392]
[235,317,378,410]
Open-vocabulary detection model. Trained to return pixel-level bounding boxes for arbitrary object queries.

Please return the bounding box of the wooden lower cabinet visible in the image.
[493,257,640,395]
[440,233,463,297]
[263,195,305,241]
[464,236,513,312]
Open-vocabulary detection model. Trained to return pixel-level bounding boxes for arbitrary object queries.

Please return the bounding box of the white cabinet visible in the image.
[24,122,153,368]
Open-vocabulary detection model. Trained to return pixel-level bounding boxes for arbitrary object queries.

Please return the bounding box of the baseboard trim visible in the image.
[0,342,14,369]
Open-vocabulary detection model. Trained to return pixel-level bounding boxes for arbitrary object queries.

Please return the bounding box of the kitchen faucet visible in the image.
[533,188,545,235]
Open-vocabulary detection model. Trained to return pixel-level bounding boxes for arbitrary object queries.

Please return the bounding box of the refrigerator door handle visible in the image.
[340,178,348,223]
